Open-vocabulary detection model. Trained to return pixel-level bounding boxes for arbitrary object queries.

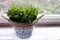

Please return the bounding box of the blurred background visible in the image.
[0,0,60,14]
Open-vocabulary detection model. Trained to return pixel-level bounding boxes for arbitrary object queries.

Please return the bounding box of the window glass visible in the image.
[0,0,60,14]
[0,0,13,12]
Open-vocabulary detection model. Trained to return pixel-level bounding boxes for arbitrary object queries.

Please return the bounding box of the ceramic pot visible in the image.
[14,26,33,39]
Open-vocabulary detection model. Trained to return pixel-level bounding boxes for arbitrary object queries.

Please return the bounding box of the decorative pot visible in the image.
[14,26,33,39]
[1,10,45,39]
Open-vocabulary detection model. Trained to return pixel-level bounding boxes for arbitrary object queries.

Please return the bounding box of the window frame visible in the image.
[0,14,60,27]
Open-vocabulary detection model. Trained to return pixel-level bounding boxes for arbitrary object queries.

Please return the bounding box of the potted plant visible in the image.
[1,4,46,39]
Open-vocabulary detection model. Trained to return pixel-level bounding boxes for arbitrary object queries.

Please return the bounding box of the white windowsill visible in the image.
[1,27,60,40]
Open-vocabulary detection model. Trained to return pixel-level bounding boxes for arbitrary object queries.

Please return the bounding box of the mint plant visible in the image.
[7,4,39,23]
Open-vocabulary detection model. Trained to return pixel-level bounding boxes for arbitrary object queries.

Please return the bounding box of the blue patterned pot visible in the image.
[14,26,33,39]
